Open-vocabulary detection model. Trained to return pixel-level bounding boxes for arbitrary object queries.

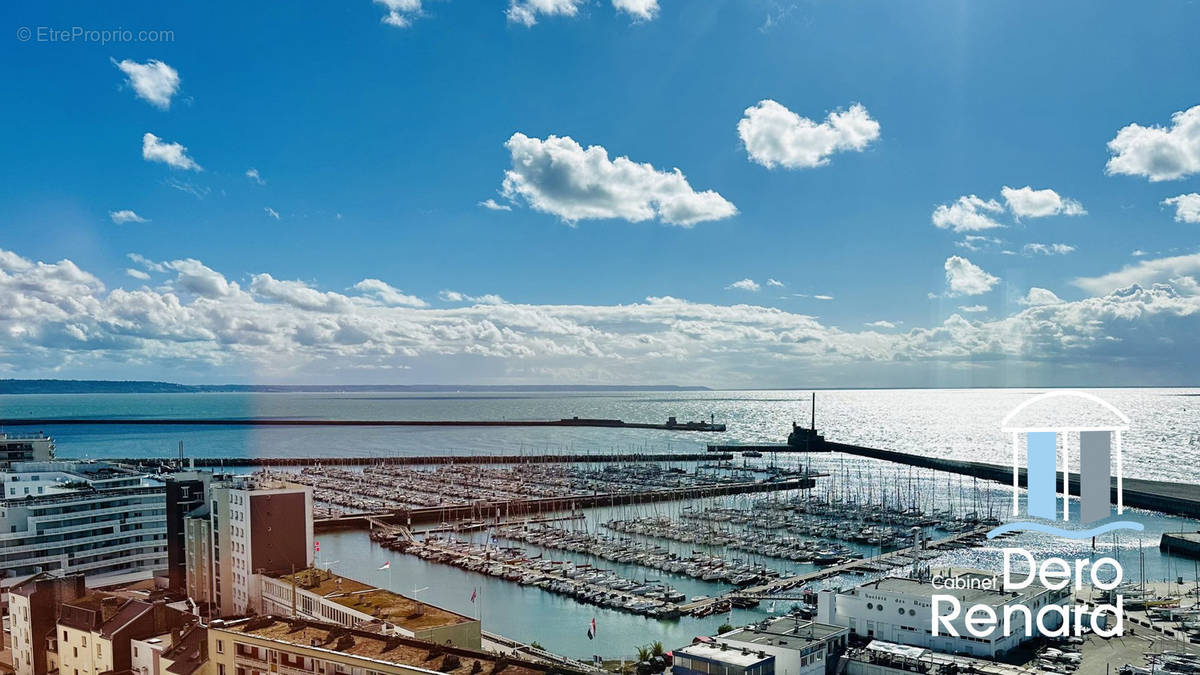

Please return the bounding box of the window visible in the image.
[219,666,226,675]
[217,640,224,654]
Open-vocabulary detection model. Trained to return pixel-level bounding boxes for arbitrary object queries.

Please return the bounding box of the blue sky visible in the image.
[2,0,1200,387]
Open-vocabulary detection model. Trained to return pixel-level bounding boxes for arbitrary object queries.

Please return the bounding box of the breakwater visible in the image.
[0,416,725,431]
[1159,532,1200,560]
[708,440,1200,519]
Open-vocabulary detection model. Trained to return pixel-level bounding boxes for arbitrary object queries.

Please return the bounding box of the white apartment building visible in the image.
[185,476,313,618]
[0,461,167,584]
[816,568,1071,659]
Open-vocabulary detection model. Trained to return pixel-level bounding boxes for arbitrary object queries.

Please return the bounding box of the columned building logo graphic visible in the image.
[991,391,1143,539]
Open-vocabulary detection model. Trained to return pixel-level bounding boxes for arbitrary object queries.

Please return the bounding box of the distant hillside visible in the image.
[0,379,711,394]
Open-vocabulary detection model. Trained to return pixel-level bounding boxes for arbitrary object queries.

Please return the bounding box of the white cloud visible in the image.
[1020,287,1063,306]
[1163,193,1200,223]
[6,248,1200,386]
[109,210,148,224]
[251,274,353,313]
[1023,242,1076,256]
[113,59,180,109]
[125,268,151,281]
[438,290,506,305]
[865,320,896,329]
[1001,185,1086,219]
[507,0,583,26]
[500,133,736,226]
[163,258,240,299]
[944,256,999,296]
[812,295,834,301]
[246,168,266,185]
[127,253,165,273]
[612,0,659,20]
[1106,105,1200,182]
[142,133,201,171]
[353,279,428,308]
[932,195,1004,232]
[375,0,424,27]
[479,198,512,211]
[766,278,784,288]
[958,304,987,313]
[264,207,281,220]
[727,279,761,292]
[737,100,880,169]
[1073,252,1200,295]
[956,235,1002,252]
[1132,249,1148,257]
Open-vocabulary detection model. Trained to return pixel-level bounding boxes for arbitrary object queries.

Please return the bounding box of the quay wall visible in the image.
[111,452,731,467]
[314,477,817,533]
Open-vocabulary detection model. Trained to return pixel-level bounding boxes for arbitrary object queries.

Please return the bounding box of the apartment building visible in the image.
[184,476,313,617]
[0,461,167,584]
[7,573,88,675]
[0,433,54,469]
[55,592,190,675]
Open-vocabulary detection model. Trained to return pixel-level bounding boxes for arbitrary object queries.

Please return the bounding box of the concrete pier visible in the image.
[315,476,822,532]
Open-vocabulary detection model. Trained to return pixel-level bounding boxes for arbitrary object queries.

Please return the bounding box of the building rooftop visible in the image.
[677,642,773,667]
[847,640,1040,675]
[271,568,474,631]
[162,624,208,675]
[216,617,544,675]
[846,568,1049,605]
[721,617,846,649]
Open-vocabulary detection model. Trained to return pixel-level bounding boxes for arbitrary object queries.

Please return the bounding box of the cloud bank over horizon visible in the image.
[2,247,1198,388]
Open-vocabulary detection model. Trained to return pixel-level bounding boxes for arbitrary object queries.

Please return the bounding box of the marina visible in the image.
[18,388,1200,662]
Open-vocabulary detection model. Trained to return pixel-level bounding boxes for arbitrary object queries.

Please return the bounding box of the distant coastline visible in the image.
[0,379,711,395]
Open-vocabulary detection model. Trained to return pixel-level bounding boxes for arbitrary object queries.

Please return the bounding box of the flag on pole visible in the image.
[587,617,596,640]
[471,588,477,603]
[378,561,390,570]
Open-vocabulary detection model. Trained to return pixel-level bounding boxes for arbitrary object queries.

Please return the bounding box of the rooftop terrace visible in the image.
[269,568,474,631]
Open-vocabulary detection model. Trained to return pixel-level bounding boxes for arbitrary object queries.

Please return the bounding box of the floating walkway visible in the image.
[680,524,996,615]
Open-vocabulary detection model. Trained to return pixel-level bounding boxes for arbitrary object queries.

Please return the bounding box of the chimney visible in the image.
[101,596,124,622]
